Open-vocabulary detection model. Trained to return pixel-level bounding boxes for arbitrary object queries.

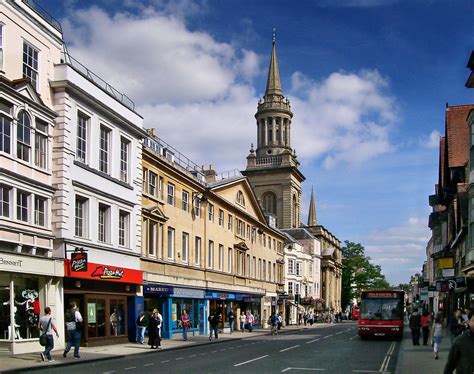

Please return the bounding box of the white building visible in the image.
[50,52,146,345]
[0,0,64,354]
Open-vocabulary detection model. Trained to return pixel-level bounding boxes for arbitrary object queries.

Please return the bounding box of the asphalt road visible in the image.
[28,322,401,374]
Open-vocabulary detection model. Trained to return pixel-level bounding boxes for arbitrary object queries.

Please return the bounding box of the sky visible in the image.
[38,0,473,285]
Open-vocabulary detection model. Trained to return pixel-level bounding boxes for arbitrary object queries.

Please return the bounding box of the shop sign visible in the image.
[205,292,235,300]
[144,284,173,295]
[71,252,87,272]
[0,256,23,268]
[172,287,205,299]
[436,280,449,292]
[278,293,290,299]
[88,303,96,323]
[64,260,142,284]
[243,296,262,303]
[235,294,248,301]
[442,269,455,277]
[277,299,284,305]
[448,277,466,290]
[438,258,454,269]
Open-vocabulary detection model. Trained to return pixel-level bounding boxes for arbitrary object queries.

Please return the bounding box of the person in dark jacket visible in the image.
[444,311,474,374]
[409,308,422,346]
[448,309,463,343]
[147,309,161,349]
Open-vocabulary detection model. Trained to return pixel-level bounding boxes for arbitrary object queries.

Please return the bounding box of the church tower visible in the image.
[242,33,305,228]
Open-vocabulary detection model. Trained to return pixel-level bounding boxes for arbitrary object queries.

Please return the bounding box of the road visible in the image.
[28,322,401,374]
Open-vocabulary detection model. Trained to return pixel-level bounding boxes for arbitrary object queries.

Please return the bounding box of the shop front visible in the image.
[64,259,142,346]
[0,253,64,354]
[235,294,263,329]
[144,285,208,339]
[206,291,237,332]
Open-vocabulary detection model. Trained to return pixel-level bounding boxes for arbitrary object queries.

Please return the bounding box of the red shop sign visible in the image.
[64,260,142,285]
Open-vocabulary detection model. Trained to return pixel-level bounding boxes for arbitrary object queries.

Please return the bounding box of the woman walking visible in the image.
[240,312,246,332]
[421,310,431,345]
[181,309,190,341]
[147,309,161,349]
[432,315,444,359]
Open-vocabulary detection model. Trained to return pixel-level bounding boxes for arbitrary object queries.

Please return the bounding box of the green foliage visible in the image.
[341,241,390,309]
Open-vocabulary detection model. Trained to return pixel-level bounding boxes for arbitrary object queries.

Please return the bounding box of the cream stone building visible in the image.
[0,0,64,354]
[141,129,285,338]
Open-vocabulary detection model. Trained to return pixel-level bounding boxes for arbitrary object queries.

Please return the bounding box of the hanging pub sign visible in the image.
[70,251,88,272]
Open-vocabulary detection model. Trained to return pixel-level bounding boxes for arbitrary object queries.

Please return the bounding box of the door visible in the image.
[198,304,205,335]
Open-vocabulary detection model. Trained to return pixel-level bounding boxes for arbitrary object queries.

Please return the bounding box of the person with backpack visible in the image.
[38,307,59,362]
[409,307,422,346]
[63,302,83,359]
[270,312,279,335]
[208,311,219,341]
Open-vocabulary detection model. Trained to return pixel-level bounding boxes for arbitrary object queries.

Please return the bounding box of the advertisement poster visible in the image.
[88,303,96,324]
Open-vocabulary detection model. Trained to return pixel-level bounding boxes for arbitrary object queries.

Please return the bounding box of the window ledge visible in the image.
[74,160,133,190]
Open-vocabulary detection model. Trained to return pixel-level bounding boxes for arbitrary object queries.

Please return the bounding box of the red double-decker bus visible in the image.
[358,290,404,339]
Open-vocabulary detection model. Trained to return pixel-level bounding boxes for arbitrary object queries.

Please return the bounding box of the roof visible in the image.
[265,40,283,97]
[438,136,446,191]
[445,105,474,168]
[281,228,316,240]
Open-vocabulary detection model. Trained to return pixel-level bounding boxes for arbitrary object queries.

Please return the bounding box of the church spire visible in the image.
[265,28,283,97]
[307,186,317,226]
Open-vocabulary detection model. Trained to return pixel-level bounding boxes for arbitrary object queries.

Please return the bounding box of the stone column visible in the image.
[272,117,276,145]
[264,118,268,146]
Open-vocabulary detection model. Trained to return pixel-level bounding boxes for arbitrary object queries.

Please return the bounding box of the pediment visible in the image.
[12,79,45,106]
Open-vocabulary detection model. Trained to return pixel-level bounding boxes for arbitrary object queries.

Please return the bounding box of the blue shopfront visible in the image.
[143,284,208,339]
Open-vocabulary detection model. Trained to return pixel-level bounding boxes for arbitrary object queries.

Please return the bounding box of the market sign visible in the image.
[144,284,173,295]
[71,252,87,272]
[64,260,142,284]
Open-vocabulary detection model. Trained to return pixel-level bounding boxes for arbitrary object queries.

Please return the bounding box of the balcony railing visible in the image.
[61,52,135,111]
[256,156,282,166]
[25,0,62,32]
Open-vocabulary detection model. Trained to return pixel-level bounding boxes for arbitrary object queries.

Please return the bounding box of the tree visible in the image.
[341,241,390,309]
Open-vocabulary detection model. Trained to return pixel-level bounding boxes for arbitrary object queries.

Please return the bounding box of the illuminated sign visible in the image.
[71,252,87,272]
[364,292,399,299]
[64,260,142,284]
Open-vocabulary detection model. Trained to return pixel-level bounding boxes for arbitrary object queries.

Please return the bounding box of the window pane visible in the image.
[16,191,28,222]
[120,137,129,183]
[99,125,110,173]
[76,112,88,163]
[0,115,11,154]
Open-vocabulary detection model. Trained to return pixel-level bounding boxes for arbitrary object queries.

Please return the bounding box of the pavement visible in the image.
[0,323,333,373]
[394,326,451,374]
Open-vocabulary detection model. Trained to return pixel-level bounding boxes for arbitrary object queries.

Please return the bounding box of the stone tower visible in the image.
[242,33,305,228]
[307,187,317,226]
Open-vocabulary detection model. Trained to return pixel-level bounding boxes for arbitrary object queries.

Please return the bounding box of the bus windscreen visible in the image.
[360,298,403,321]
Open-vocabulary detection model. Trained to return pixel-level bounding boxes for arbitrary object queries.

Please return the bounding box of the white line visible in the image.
[306,338,320,344]
[336,331,344,335]
[102,372,115,374]
[382,342,396,372]
[352,371,383,373]
[211,350,217,353]
[124,368,136,371]
[144,363,154,367]
[176,357,184,361]
[234,355,269,367]
[200,353,207,356]
[189,354,196,357]
[379,342,396,372]
[280,344,300,352]
[281,368,325,372]
[323,334,333,339]
[161,360,170,363]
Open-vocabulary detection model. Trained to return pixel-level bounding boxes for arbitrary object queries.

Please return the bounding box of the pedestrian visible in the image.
[270,312,279,335]
[421,310,431,346]
[409,307,421,346]
[38,307,59,362]
[303,313,308,326]
[309,311,314,326]
[147,309,161,349]
[240,312,246,332]
[277,312,283,331]
[228,309,235,334]
[448,309,463,344]
[444,311,474,374]
[208,311,219,341]
[246,311,254,332]
[63,302,83,359]
[431,315,444,360]
[136,311,147,344]
[181,309,190,341]
[298,312,302,326]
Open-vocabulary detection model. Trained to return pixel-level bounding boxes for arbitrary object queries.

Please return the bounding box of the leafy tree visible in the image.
[341,241,390,309]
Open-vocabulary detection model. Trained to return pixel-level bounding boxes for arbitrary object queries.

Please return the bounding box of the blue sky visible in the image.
[40,0,473,284]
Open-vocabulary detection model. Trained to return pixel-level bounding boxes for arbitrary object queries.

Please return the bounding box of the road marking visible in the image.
[221,348,227,351]
[124,368,136,371]
[200,353,207,356]
[144,363,154,367]
[189,354,196,357]
[102,372,115,374]
[234,355,269,367]
[281,368,325,372]
[306,338,320,344]
[161,360,170,363]
[176,357,184,361]
[379,341,396,372]
[211,350,217,353]
[323,334,333,339]
[280,344,300,352]
[352,371,384,373]
[336,331,344,335]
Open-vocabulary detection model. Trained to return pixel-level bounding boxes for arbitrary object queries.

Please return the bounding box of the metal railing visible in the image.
[25,0,62,33]
[215,169,242,181]
[256,156,282,166]
[61,52,135,111]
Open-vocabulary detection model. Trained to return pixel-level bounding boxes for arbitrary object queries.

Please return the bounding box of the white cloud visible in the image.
[362,216,430,284]
[61,5,398,173]
[421,130,441,149]
[290,70,397,169]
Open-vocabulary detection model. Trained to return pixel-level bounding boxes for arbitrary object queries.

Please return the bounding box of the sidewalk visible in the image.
[0,323,334,373]
[395,326,451,374]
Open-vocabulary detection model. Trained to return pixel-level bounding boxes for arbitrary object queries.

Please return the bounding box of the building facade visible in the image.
[141,129,285,338]
[0,0,64,354]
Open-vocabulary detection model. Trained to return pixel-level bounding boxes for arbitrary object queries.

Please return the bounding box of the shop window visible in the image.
[86,298,106,338]
[0,275,42,341]
[110,300,126,336]
[171,300,194,331]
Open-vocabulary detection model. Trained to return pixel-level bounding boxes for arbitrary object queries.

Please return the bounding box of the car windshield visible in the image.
[360,298,402,320]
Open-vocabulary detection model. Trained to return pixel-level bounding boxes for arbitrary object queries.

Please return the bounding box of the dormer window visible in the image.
[236,190,245,206]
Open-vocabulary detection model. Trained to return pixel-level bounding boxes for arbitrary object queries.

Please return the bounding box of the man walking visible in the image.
[448,309,463,343]
[444,311,474,374]
[38,307,59,362]
[409,307,421,346]
[136,311,147,344]
[228,309,235,334]
[209,311,219,341]
[63,302,83,359]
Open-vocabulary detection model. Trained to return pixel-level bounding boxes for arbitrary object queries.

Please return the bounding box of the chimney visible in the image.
[147,128,157,137]
[202,164,216,183]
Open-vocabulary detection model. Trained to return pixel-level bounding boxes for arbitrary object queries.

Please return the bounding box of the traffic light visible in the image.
[295,294,300,305]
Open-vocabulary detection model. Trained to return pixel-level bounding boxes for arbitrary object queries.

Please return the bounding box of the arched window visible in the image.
[292,194,298,228]
[236,190,245,206]
[17,110,31,162]
[262,191,277,215]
